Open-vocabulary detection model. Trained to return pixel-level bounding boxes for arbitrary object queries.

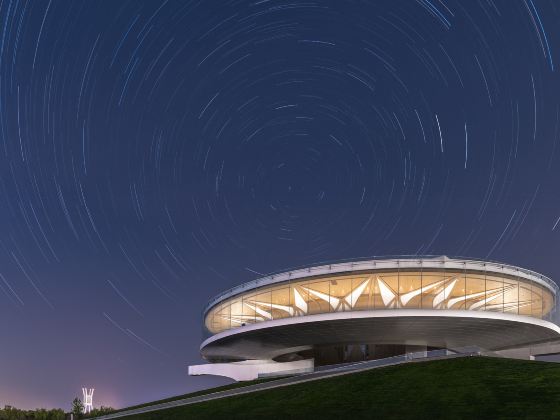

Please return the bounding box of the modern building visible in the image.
[189,256,560,380]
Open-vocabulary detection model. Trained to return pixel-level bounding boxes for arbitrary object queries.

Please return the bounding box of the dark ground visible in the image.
[116,357,560,419]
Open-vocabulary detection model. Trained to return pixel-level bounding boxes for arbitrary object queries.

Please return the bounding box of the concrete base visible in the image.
[188,359,314,381]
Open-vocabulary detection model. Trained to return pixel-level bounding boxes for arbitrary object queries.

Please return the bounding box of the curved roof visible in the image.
[204,256,558,316]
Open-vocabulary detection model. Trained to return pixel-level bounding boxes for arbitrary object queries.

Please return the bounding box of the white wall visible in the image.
[188,359,314,381]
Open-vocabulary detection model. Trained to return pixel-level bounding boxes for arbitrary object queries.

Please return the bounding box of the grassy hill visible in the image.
[120,357,560,419]
[98,377,275,416]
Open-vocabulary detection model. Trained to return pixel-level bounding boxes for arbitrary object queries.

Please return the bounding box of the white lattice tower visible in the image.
[82,388,94,414]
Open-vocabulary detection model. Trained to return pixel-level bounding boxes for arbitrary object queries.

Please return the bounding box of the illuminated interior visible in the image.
[205,270,556,334]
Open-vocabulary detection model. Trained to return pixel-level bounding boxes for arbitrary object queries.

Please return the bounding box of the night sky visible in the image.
[1,0,560,411]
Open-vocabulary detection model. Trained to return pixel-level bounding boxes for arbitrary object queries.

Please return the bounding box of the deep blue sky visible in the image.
[1,0,560,410]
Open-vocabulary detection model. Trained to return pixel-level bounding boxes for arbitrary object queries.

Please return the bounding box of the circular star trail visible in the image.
[0,0,559,409]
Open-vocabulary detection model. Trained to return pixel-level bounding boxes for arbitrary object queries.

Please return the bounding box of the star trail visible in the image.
[0,0,560,410]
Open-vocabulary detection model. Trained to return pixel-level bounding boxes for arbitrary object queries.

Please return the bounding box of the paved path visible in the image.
[94,352,474,419]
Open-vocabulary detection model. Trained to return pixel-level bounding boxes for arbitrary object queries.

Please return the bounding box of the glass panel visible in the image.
[223,302,232,331]
[371,274,384,310]
[230,297,244,326]
[241,294,257,324]
[542,287,555,320]
[212,302,231,333]
[377,274,398,309]
[352,276,372,311]
[291,280,309,316]
[270,286,292,319]
[251,290,272,323]
[518,280,533,316]
[532,285,543,319]
[485,275,505,312]
[464,274,486,311]
[205,307,216,332]
[421,272,446,309]
[306,279,331,314]
[331,276,353,311]
[444,272,465,310]
[503,277,518,314]
[209,305,219,333]
[399,273,422,308]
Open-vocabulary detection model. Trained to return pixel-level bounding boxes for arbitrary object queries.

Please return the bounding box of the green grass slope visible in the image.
[124,357,560,420]
[101,378,277,416]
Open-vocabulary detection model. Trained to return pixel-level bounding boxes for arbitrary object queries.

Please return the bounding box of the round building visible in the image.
[189,256,560,380]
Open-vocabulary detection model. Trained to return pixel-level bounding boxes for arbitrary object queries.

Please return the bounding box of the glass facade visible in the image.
[205,268,557,335]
